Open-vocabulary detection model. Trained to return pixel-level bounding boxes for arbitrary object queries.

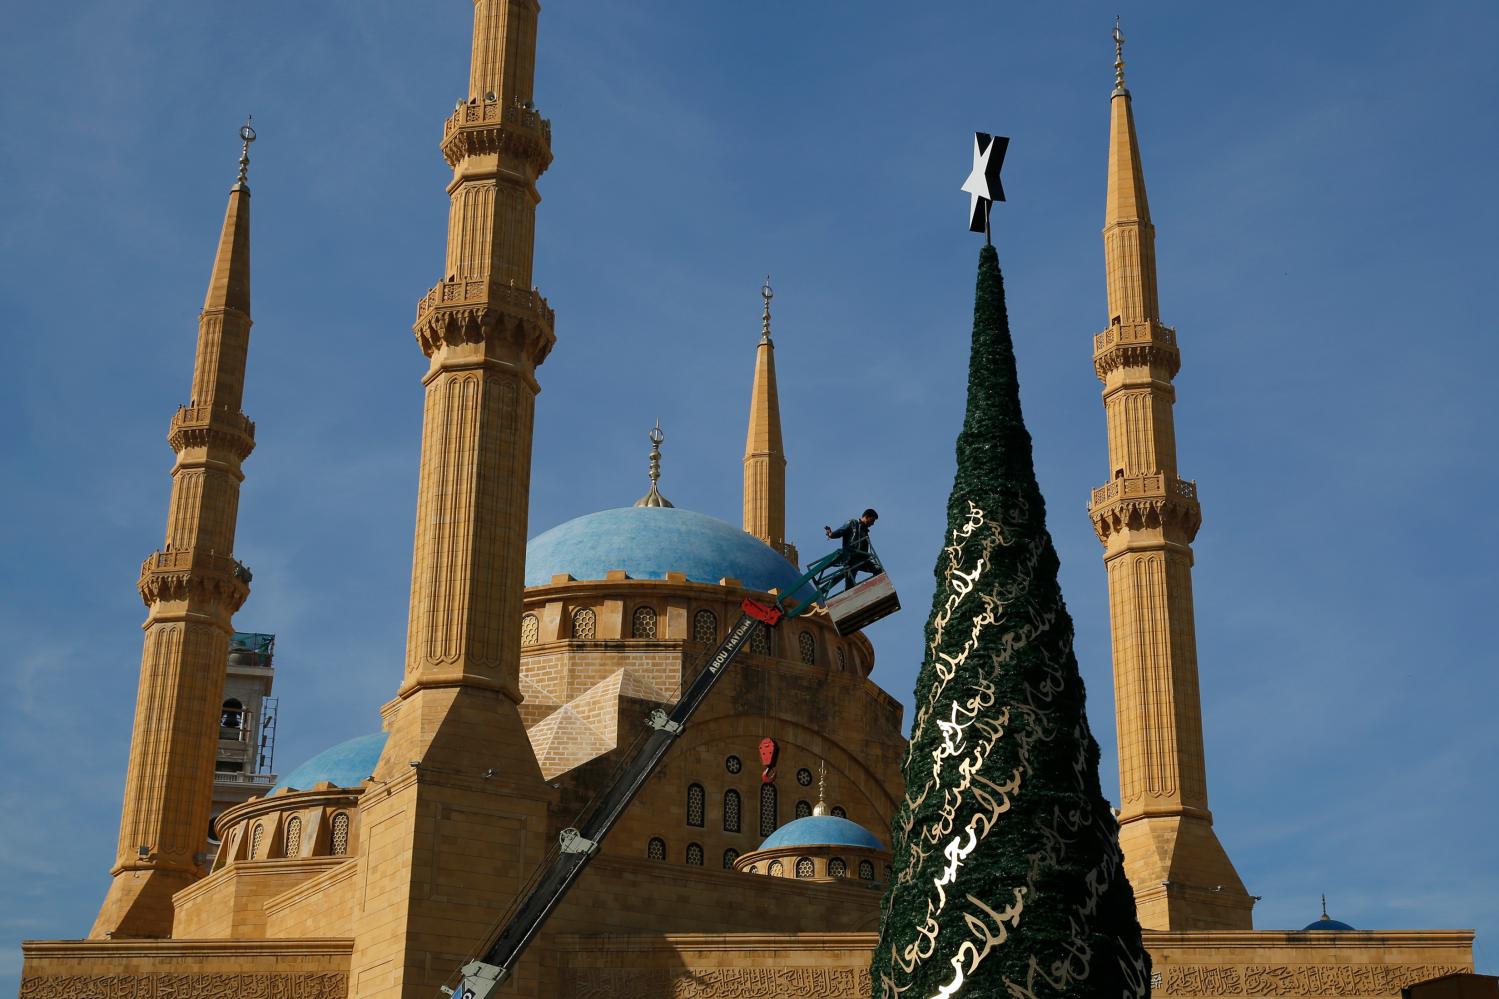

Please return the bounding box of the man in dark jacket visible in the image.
[823,508,879,591]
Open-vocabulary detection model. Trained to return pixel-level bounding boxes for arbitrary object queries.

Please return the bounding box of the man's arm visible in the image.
[828,520,853,540]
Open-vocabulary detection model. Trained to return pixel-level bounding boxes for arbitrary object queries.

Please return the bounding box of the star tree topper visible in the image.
[962,131,1008,239]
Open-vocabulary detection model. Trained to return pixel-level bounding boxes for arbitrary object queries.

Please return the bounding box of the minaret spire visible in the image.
[1088,25,1254,931]
[91,125,259,938]
[743,276,797,565]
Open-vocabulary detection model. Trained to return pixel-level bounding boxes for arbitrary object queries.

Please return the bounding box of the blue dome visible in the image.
[1301,916,1356,931]
[526,506,801,594]
[759,814,885,852]
[273,731,388,792]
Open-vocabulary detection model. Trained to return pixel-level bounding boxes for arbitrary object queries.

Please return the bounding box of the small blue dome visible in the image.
[273,731,388,792]
[1302,916,1356,931]
[759,814,885,852]
[526,506,801,594]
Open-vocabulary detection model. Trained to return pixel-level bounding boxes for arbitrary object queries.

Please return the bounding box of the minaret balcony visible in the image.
[1089,474,1201,545]
[413,277,556,362]
[137,548,252,609]
[167,404,256,459]
[440,97,552,171]
[1094,320,1180,380]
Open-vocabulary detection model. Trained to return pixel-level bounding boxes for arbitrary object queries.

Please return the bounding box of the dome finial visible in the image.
[1321,893,1329,920]
[760,275,774,342]
[1112,16,1128,96]
[236,116,257,187]
[812,760,829,816]
[634,420,674,508]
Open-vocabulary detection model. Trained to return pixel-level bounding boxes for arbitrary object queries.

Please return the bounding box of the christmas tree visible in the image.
[871,244,1151,999]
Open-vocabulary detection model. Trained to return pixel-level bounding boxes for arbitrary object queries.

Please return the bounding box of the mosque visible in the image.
[17,3,1478,999]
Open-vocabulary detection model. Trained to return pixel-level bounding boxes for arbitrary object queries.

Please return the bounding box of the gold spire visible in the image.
[634,421,674,508]
[812,760,829,816]
[235,117,255,188]
[743,277,797,565]
[1113,16,1127,95]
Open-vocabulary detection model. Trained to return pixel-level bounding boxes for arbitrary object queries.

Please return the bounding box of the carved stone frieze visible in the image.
[1094,320,1181,380]
[440,99,553,171]
[167,405,256,460]
[137,548,251,609]
[1157,964,1468,997]
[567,966,873,999]
[413,279,555,364]
[1089,474,1202,544]
[18,972,348,999]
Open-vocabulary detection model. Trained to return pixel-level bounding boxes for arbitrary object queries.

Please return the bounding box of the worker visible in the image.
[823,508,879,591]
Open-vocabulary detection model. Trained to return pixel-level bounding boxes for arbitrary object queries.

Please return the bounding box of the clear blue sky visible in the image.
[2,2,1495,990]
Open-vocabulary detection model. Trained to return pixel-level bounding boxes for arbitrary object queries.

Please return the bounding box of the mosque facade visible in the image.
[18,3,1475,998]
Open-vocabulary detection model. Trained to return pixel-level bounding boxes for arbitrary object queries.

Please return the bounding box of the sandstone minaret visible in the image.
[743,278,797,565]
[91,126,260,939]
[346,2,555,995]
[1087,24,1255,931]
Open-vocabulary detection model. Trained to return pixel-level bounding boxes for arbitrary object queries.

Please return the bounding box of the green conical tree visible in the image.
[871,244,1151,999]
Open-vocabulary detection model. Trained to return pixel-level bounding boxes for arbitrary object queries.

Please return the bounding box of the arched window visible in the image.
[749,864,759,874]
[795,800,812,819]
[759,783,777,837]
[768,860,784,877]
[249,823,264,859]
[284,816,303,858]
[828,857,847,878]
[687,783,705,827]
[798,631,816,665]
[685,842,704,866]
[831,805,847,819]
[723,848,740,869]
[647,836,666,861]
[694,609,718,643]
[221,698,243,729]
[858,859,875,881]
[520,613,539,646]
[571,608,596,640]
[631,606,657,639]
[835,647,847,672]
[795,857,815,879]
[723,789,741,833]
[884,864,893,883]
[330,813,350,856]
[749,624,769,655]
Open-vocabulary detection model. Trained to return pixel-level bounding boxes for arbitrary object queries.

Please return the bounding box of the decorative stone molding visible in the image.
[1094,320,1181,379]
[1156,964,1469,997]
[440,98,553,170]
[167,405,255,459]
[566,967,871,998]
[137,549,251,609]
[412,278,555,363]
[19,972,348,998]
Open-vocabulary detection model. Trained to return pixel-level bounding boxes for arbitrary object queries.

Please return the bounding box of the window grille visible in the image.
[836,647,847,672]
[858,859,875,881]
[331,813,350,855]
[686,842,704,866]
[759,783,777,837]
[749,624,769,655]
[647,837,666,861]
[249,823,264,859]
[723,789,741,833]
[768,860,784,876]
[828,857,847,878]
[284,816,303,858]
[885,864,893,882]
[795,800,812,819]
[724,754,742,775]
[798,631,816,665]
[631,606,657,639]
[796,768,813,786]
[723,848,740,869]
[687,783,705,827]
[795,857,815,879]
[520,613,539,645]
[694,609,718,643]
[831,805,847,818]
[571,608,596,640]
